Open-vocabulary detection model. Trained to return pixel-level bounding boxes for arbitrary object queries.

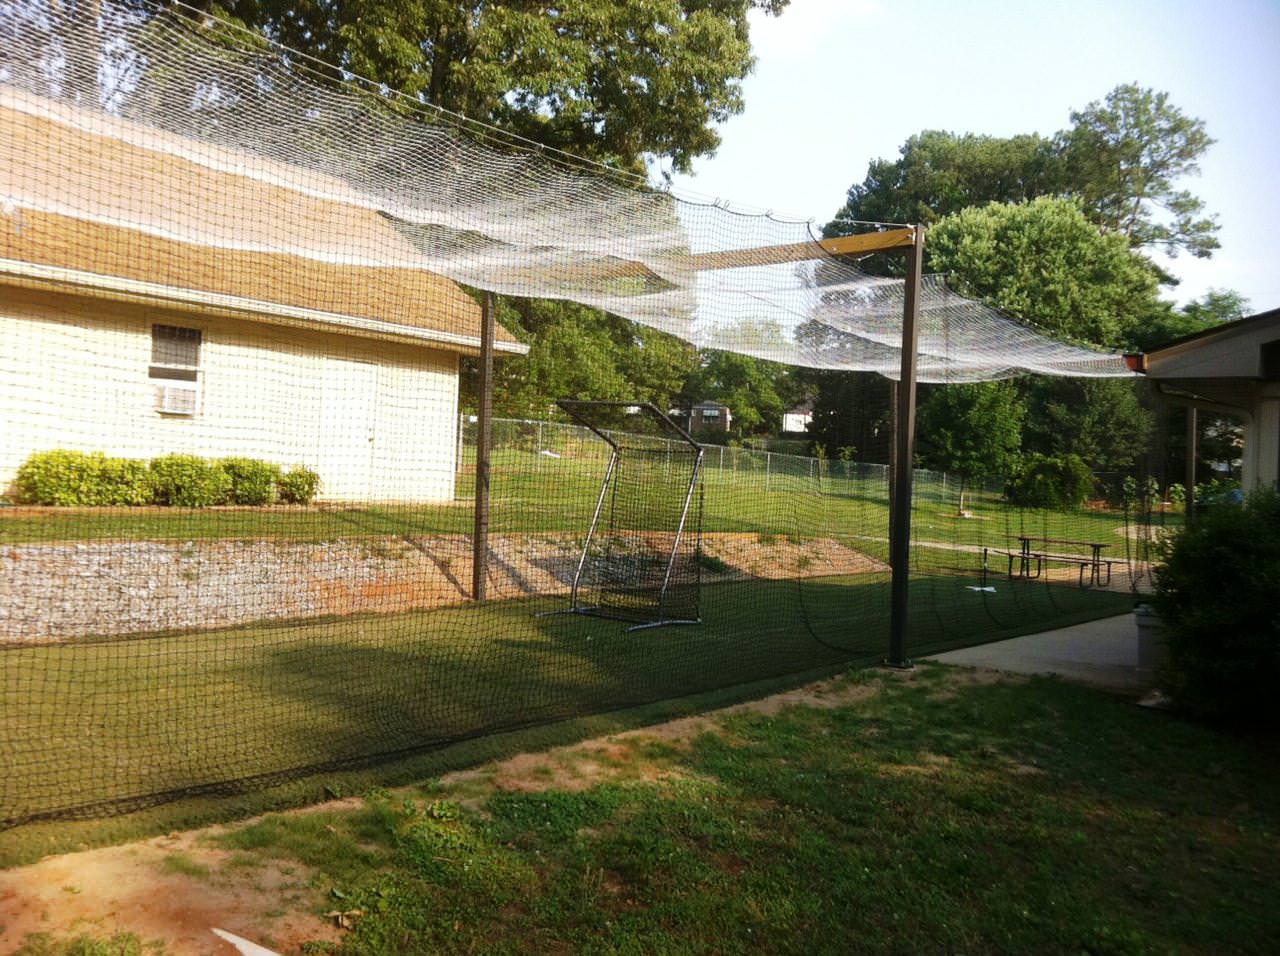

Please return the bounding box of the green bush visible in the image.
[14,450,152,506]
[1006,454,1094,509]
[278,466,321,505]
[97,457,155,506]
[149,454,233,508]
[220,457,282,505]
[12,450,316,508]
[1154,488,1280,726]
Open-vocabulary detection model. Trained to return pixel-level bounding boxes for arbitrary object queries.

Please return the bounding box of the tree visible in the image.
[680,350,795,436]
[220,0,788,173]
[916,381,1023,512]
[926,197,1164,349]
[827,85,1218,261]
[484,299,694,418]
[1058,84,1219,258]
[1023,378,1152,474]
[825,130,1060,236]
[1135,288,1250,351]
[801,370,892,461]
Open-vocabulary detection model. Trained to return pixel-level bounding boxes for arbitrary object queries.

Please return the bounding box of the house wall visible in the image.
[0,286,461,502]
[1242,385,1280,492]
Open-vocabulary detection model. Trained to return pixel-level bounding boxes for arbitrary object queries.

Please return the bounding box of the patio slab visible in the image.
[929,612,1146,691]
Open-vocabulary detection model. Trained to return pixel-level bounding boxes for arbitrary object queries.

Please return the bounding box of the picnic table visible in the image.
[982,535,1114,588]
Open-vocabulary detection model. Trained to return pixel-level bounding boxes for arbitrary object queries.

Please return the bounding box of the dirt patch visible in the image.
[0,827,339,955]
[438,672,886,800]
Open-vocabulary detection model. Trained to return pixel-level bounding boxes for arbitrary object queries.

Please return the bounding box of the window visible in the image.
[701,408,720,419]
[150,324,202,415]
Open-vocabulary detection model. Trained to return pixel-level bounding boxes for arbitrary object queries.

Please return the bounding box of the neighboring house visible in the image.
[781,403,813,435]
[1137,307,1280,492]
[670,402,732,434]
[0,92,526,502]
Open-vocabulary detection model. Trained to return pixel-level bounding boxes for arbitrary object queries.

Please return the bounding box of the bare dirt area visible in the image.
[0,668,900,955]
[0,532,886,642]
[0,825,340,956]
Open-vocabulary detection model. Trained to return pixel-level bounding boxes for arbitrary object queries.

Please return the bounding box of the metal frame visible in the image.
[547,400,704,631]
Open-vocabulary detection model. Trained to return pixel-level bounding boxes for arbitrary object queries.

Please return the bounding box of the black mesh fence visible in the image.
[0,412,1163,829]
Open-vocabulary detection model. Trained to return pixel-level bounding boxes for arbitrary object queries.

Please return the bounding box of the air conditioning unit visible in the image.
[155,383,199,416]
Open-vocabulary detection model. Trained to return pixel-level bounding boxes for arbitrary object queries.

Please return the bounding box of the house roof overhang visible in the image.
[0,257,529,357]
[1136,307,1280,416]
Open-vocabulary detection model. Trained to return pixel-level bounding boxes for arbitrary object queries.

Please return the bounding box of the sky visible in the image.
[669,0,1280,310]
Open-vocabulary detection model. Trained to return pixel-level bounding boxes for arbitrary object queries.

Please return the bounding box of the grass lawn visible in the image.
[0,574,1130,852]
[9,664,1277,955]
[0,449,1169,557]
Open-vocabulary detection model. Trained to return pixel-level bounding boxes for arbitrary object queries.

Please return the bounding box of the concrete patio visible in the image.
[930,612,1148,691]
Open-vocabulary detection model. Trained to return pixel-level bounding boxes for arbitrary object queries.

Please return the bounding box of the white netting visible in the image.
[0,0,1132,382]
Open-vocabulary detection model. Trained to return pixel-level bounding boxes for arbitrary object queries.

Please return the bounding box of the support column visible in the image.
[887,379,898,564]
[472,291,495,601]
[1184,406,1198,524]
[887,227,923,667]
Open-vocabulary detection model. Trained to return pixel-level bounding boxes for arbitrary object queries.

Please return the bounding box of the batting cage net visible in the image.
[0,0,1171,830]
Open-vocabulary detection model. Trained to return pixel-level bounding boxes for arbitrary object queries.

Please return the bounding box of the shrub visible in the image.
[1005,454,1094,509]
[1194,477,1242,508]
[97,457,155,506]
[149,454,233,507]
[1153,488,1280,725]
[278,466,321,505]
[14,450,152,506]
[220,457,282,506]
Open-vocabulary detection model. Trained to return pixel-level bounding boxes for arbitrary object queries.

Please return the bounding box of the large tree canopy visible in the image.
[1058,85,1218,259]
[219,0,787,172]
[926,197,1164,350]
[827,84,1219,261]
[825,131,1059,235]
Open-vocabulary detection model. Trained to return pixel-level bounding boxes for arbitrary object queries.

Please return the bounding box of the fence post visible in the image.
[765,452,772,492]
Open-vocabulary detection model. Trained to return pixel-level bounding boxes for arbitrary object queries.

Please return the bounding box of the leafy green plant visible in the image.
[13,451,152,506]
[149,455,233,508]
[1006,454,1094,509]
[220,457,282,506]
[1154,488,1280,725]
[1193,477,1241,507]
[98,458,154,506]
[278,466,321,505]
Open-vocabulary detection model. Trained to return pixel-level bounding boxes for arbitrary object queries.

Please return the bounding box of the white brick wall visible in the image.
[0,286,461,502]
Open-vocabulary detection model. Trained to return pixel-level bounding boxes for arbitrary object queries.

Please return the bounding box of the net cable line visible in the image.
[0,0,1134,383]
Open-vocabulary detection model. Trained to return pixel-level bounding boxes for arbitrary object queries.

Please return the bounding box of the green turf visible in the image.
[34,664,1276,955]
[0,448,1172,552]
[0,573,1130,845]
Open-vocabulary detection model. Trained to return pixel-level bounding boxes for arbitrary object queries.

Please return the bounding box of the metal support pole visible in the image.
[1185,405,1198,524]
[887,227,923,668]
[472,291,495,601]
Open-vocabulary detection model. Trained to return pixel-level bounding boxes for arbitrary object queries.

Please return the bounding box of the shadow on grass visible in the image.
[0,573,1130,839]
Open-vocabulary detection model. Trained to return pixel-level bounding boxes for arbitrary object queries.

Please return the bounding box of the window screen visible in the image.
[150,325,201,381]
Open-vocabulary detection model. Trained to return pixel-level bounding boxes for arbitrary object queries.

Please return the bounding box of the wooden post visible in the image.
[887,227,923,668]
[1185,405,1198,524]
[887,379,898,565]
[472,291,495,601]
